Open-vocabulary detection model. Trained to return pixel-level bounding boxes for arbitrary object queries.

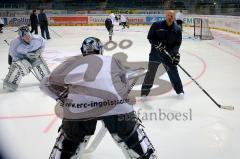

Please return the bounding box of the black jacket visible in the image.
[30,13,38,26]
[148,20,182,62]
[38,12,48,26]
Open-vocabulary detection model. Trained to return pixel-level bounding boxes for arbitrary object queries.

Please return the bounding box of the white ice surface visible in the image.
[0,26,239,159]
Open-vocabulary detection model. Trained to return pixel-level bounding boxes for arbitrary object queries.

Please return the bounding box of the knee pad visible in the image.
[3,59,31,91]
[111,121,157,159]
[32,55,50,81]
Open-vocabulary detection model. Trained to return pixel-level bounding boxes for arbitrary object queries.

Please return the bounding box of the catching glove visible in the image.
[26,48,43,61]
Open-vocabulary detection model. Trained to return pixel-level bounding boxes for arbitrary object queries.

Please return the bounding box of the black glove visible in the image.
[153,42,161,48]
[153,42,165,50]
[172,53,180,65]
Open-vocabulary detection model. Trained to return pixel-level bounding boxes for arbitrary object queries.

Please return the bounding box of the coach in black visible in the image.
[141,10,184,96]
[38,9,51,40]
[30,9,38,34]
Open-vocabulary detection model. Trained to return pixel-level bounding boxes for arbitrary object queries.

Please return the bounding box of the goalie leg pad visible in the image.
[104,113,157,159]
[57,135,90,159]
[49,130,91,159]
[49,130,65,159]
[111,122,157,159]
[3,60,31,91]
[49,120,97,159]
[49,122,94,159]
[32,55,50,81]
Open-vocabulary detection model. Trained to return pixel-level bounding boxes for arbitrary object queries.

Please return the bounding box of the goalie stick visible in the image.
[160,48,234,111]
[84,67,147,153]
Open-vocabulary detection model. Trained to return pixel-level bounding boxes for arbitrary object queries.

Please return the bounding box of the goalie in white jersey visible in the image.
[40,37,158,159]
[3,25,50,91]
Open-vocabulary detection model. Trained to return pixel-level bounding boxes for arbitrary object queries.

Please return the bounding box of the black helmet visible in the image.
[80,37,103,56]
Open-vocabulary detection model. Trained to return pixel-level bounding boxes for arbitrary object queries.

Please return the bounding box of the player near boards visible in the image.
[119,14,129,29]
[40,37,158,159]
[3,25,50,91]
[0,17,4,33]
[30,9,39,34]
[105,13,118,41]
[141,10,184,97]
[176,10,184,31]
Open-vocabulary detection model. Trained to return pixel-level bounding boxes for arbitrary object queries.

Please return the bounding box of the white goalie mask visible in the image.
[18,25,31,38]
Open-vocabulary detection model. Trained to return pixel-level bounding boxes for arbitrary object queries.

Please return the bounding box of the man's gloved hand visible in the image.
[153,42,162,49]
[172,53,180,65]
[153,42,165,51]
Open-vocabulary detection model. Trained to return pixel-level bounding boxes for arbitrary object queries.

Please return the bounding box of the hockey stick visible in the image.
[159,48,234,110]
[49,27,62,38]
[84,67,147,153]
[84,121,108,153]
[4,39,9,45]
[177,64,234,110]
[3,26,18,32]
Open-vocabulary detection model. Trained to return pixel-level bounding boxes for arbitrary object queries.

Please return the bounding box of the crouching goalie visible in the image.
[40,37,158,159]
[3,25,50,91]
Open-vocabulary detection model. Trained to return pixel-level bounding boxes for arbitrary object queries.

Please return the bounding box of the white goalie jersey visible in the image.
[9,34,45,62]
[40,54,134,120]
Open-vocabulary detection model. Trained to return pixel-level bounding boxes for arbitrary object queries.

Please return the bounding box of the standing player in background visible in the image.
[0,17,4,33]
[119,14,129,29]
[3,25,50,91]
[176,10,184,31]
[41,37,158,159]
[38,9,51,40]
[141,10,184,97]
[30,9,39,35]
[105,13,118,41]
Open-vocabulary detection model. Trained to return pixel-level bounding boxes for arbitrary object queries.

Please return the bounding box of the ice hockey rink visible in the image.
[0,25,239,159]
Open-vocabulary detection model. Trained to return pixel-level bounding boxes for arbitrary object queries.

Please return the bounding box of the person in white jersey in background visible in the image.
[176,10,184,31]
[119,14,129,29]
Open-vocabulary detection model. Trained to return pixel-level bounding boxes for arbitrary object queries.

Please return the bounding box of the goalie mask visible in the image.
[18,25,31,38]
[80,37,103,56]
[18,25,32,44]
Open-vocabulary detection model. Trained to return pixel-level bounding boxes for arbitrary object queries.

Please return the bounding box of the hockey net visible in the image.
[194,18,214,40]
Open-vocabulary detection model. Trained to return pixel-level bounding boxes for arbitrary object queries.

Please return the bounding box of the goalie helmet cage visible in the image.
[194,18,214,40]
